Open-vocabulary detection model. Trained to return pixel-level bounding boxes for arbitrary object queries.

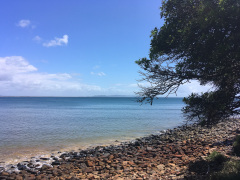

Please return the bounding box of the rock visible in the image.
[41,164,51,170]
[134,141,141,146]
[17,163,27,170]
[0,167,5,172]
[103,153,110,158]
[168,163,176,167]
[79,163,87,169]
[83,167,93,173]
[1,171,9,176]
[157,164,165,170]
[86,160,93,167]
[15,175,23,180]
[2,119,240,179]
[108,155,114,160]
[146,147,153,151]
[52,161,61,165]
[59,153,69,158]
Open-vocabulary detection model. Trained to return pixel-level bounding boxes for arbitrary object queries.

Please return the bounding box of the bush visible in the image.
[210,160,240,180]
[207,151,227,164]
[233,135,240,156]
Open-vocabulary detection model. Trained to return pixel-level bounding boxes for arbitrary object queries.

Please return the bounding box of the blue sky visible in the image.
[0,0,210,96]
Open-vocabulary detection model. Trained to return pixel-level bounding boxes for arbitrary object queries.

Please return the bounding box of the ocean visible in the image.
[0,97,185,165]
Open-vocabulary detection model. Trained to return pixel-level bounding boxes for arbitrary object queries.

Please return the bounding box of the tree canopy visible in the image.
[136,0,240,125]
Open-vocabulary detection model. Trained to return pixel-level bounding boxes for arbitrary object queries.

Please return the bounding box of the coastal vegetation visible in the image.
[136,0,240,125]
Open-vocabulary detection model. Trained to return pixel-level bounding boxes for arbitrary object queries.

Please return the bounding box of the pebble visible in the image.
[0,118,240,179]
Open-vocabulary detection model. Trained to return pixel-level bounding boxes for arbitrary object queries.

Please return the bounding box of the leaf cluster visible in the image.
[136,0,240,125]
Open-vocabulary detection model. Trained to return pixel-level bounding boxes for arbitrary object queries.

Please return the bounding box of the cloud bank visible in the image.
[0,56,211,97]
[0,56,102,96]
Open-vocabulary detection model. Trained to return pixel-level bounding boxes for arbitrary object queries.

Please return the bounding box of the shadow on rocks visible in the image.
[184,159,225,180]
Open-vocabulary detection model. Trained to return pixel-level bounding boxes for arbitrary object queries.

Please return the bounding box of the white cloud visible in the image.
[0,56,212,97]
[17,19,31,28]
[33,36,42,42]
[90,72,106,76]
[0,56,37,75]
[43,35,68,47]
[0,56,103,96]
[129,80,212,97]
[176,81,213,97]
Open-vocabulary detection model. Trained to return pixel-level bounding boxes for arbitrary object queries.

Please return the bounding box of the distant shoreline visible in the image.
[0,96,184,98]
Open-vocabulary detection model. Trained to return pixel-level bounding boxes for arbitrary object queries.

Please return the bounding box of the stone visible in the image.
[86,160,93,167]
[2,119,240,179]
[108,155,114,160]
[157,164,165,170]
[79,163,87,169]
[146,147,153,151]
[83,167,93,173]
[17,163,27,170]
[103,153,110,158]
[52,161,61,165]
[1,171,9,176]
[41,164,51,170]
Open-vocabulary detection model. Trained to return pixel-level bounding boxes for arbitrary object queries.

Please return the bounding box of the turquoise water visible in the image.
[0,97,184,163]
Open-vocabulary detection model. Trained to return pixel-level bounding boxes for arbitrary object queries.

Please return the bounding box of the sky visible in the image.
[0,0,210,97]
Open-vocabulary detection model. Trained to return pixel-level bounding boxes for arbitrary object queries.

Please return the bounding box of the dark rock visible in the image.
[59,153,69,158]
[52,161,61,166]
[41,164,51,170]
[17,163,27,170]
[134,141,141,146]
[0,167,4,172]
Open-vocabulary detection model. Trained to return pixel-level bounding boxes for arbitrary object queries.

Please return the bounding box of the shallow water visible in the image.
[0,97,184,164]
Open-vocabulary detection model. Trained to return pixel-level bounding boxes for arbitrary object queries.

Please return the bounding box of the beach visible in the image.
[0,97,184,167]
[1,118,239,179]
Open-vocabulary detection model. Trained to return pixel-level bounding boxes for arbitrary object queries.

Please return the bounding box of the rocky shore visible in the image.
[1,118,240,180]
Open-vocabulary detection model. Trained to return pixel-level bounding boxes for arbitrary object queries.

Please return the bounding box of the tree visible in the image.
[136,0,240,125]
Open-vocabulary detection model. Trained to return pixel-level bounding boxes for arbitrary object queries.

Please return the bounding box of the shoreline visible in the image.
[0,133,166,171]
[1,118,240,179]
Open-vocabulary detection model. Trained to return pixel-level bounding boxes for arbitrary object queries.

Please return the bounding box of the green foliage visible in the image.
[183,91,235,125]
[210,160,240,180]
[233,135,240,156]
[207,151,227,164]
[136,0,240,125]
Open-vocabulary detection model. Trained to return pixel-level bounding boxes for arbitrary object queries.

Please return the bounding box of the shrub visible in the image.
[233,135,240,156]
[210,160,240,180]
[207,151,227,164]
